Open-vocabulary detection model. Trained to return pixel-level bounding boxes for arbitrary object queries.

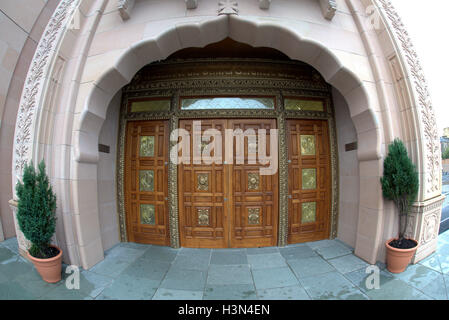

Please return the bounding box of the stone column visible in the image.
[8,199,31,259]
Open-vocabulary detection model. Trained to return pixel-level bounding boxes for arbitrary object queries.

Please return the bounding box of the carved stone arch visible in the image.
[71,15,382,268]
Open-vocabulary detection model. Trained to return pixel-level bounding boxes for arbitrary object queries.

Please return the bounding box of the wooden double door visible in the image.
[124,119,331,248]
[178,119,278,248]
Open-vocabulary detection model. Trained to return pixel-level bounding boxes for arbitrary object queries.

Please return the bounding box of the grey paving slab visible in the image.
[418,253,442,273]
[279,245,317,260]
[121,258,171,281]
[287,256,336,278]
[95,274,159,300]
[327,254,369,274]
[299,271,368,300]
[365,278,432,300]
[0,237,19,255]
[0,246,16,263]
[0,281,35,300]
[13,268,61,299]
[88,255,133,278]
[246,247,279,255]
[172,251,211,271]
[207,264,253,285]
[257,285,310,300]
[252,266,298,290]
[305,239,338,250]
[210,250,248,265]
[0,255,34,281]
[345,267,395,294]
[140,245,179,263]
[247,253,287,270]
[104,244,147,261]
[179,247,212,257]
[119,242,152,250]
[204,284,258,300]
[392,264,448,300]
[316,243,352,260]
[39,283,93,300]
[160,268,207,291]
[153,288,203,300]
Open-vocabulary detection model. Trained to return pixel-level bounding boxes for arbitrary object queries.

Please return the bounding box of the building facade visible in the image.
[0,0,445,270]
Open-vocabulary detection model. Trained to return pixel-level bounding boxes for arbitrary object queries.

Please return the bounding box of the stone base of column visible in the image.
[405,195,446,264]
[8,199,31,261]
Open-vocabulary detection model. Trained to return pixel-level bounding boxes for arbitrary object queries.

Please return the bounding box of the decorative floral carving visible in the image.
[197,173,209,191]
[14,0,79,182]
[248,173,259,191]
[198,208,210,226]
[218,0,238,15]
[248,208,260,225]
[377,0,441,194]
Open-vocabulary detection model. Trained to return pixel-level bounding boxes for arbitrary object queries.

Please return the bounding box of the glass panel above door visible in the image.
[130,99,171,112]
[180,97,275,110]
[284,98,324,111]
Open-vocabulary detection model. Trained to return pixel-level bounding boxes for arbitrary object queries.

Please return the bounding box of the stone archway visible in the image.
[71,15,382,269]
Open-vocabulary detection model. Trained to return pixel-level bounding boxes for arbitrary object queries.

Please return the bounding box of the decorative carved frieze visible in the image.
[13,0,79,190]
[376,0,441,196]
[185,0,198,9]
[118,0,135,21]
[259,0,271,10]
[218,0,238,15]
[319,0,337,20]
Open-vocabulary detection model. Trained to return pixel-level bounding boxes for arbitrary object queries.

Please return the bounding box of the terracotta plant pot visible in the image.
[27,245,63,283]
[385,238,418,274]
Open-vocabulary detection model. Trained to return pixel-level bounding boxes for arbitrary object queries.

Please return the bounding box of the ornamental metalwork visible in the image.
[248,208,261,225]
[300,135,316,156]
[140,204,155,225]
[302,168,316,190]
[301,202,316,223]
[248,173,260,191]
[140,136,155,157]
[116,58,338,248]
[139,170,154,192]
[197,173,209,191]
[198,208,210,226]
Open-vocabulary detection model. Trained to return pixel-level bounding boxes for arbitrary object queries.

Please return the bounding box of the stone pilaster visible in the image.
[405,195,446,263]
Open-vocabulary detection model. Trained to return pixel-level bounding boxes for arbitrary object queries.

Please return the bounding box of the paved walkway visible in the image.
[1,232,449,300]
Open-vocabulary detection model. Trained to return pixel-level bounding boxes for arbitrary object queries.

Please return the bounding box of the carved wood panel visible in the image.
[287,119,331,244]
[124,120,170,245]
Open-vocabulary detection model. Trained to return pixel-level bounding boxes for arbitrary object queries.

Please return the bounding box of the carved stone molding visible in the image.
[13,0,79,191]
[405,195,445,263]
[186,0,198,10]
[218,0,238,15]
[376,0,441,197]
[259,0,271,10]
[319,0,337,20]
[118,0,135,20]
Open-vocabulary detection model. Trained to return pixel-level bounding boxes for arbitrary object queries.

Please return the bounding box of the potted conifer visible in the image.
[16,160,62,283]
[380,139,419,273]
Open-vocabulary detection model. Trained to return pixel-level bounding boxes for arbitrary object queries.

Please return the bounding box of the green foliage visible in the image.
[16,160,57,259]
[442,148,449,160]
[380,139,419,240]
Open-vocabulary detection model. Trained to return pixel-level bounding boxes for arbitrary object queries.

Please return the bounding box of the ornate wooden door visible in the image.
[227,119,278,248]
[178,119,229,248]
[178,119,278,248]
[124,120,170,245]
[287,119,331,244]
